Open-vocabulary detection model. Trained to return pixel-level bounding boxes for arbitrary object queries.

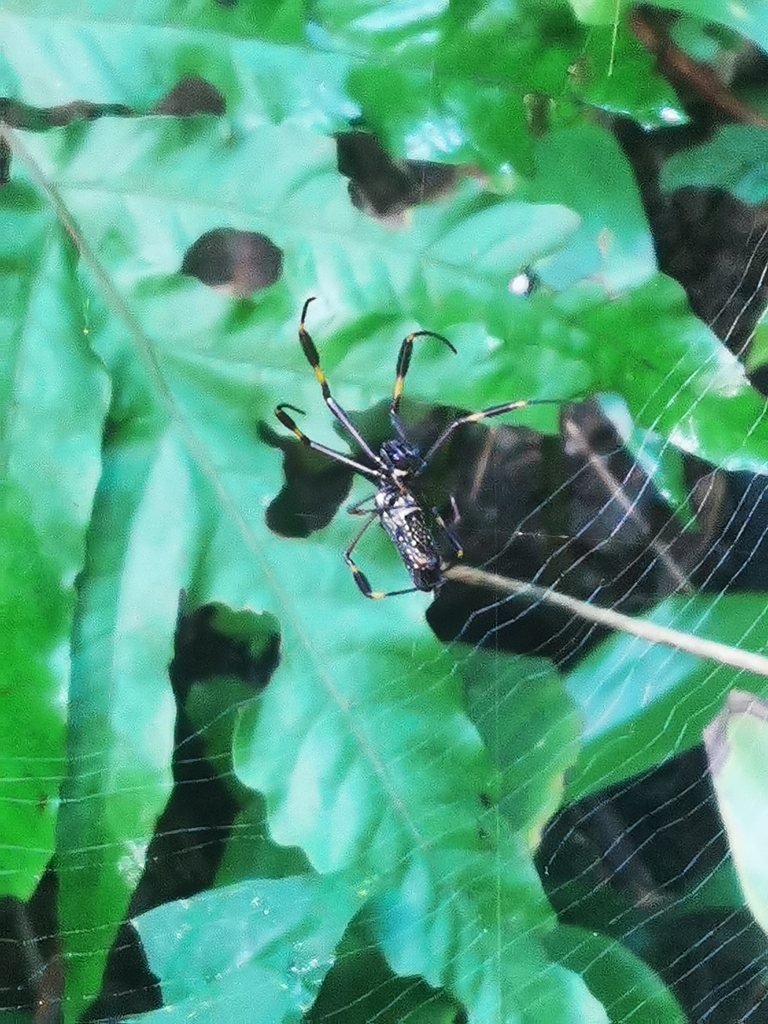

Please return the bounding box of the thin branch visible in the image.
[445,564,768,677]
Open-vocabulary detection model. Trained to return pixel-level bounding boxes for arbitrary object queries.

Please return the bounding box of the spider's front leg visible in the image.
[274,404,380,479]
[389,327,456,439]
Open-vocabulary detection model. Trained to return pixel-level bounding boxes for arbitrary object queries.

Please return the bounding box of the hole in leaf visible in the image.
[181,229,283,296]
[336,131,459,223]
[152,75,226,116]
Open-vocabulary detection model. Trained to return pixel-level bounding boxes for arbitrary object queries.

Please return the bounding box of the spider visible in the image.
[275,298,563,598]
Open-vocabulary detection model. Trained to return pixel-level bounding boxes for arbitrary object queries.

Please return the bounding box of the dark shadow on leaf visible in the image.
[538,744,768,1024]
[259,419,355,538]
[81,599,282,1020]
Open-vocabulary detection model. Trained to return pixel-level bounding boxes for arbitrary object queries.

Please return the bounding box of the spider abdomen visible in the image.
[375,487,443,591]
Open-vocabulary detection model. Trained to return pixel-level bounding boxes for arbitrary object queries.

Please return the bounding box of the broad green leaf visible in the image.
[367,848,608,1023]
[704,690,768,936]
[564,594,768,802]
[3,99,755,1023]
[131,875,361,1022]
[0,6,763,1022]
[234,635,485,875]
[0,1,681,179]
[20,117,768,471]
[573,25,686,128]
[461,652,582,843]
[649,0,768,55]
[567,0,622,24]
[57,427,194,1017]
[5,117,602,1020]
[525,124,657,293]
[0,11,349,134]
[311,0,449,50]
[661,125,768,205]
[234,622,601,1020]
[0,192,109,900]
[0,490,69,900]
[307,918,461,1023]
[565,276,768,473]
[546,925,686,1023]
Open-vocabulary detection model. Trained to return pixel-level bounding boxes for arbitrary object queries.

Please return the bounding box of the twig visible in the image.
[445,564,768,677]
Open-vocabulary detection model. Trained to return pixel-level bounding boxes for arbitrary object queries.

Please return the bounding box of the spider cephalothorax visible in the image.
[379,439,425,477]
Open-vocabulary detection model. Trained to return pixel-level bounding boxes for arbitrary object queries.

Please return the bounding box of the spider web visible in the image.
[280,93,768,1024]
[4,7,768,1024]
[415,200,768,1020]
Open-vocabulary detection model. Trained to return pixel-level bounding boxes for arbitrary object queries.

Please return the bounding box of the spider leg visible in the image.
[347,493,378,515]
[298,298,382,464]
[390,328,457,437]
[344,512,420,599]
[434,494,463,558]
[422,398,567,465]
[275,404,381,480]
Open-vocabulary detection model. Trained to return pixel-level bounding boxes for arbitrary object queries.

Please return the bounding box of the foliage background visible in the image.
[3,1,768,1022]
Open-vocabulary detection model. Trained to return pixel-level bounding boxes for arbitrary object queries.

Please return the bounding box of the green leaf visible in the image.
[307,918,461,1023]
[26,115,761,474]
[57,429,194,1016]
[131,875,362,1022]
[3,77,756,1020]
[546,925,686,1024]
[234,626,602,1020]
[3,115,596,1020]
[0,489,70,900]
[3,5,765,1020]
[1,1,681,177]
[311,0,449,50]
[367,848,609,1023]
[0,6,347,133]
[564,594,768,802]
[704,690,768,936]
[524,124,657,292]
[649,0,768,55]
[566,0,621,25]
[568,276,768,474]
[461,652,582,842]
[573,26,686,127]
[661,125,768,204]
[0,189,109,901]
